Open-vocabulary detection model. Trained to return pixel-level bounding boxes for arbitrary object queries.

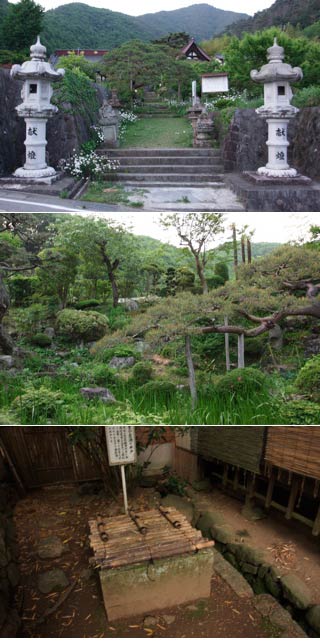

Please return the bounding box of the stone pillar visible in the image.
[250,38,303,178]
[10,36,64,183]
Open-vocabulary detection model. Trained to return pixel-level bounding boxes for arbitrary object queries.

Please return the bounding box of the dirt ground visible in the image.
[193,486,320,603]
[13,484,274,639]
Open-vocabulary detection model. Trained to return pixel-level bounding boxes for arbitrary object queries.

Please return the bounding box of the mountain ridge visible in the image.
[226,0,320,36]
[41,2,249,51]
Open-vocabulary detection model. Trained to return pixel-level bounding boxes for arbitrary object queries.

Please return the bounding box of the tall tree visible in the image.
[2,0,44,52]
[160,213,225,295]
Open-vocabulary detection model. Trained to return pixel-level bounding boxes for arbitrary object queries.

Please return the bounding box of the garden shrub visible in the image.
[131,362,154,385]
[15,303,50,335]
[283,399,320,424]
[214,367,267,397]
[56,308,109,342]
[206,275,225,290]
[87,364,117,386]
[138,380,177,400]
[74,299,100,310]
[11,387,65,421]
[244,336,266,357]
[98,344,139,362]
[31,333,52,348]
[293,85,320,108]
[294,354,320,401]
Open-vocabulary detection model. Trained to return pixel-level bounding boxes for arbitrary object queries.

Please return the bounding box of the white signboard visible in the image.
[202,74,229,94]
[105,426,136,466]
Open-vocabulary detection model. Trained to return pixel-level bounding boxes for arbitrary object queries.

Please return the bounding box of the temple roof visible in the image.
[177,38,211,62]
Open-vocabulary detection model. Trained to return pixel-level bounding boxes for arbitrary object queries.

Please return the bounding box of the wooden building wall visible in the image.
[265,426,320,480]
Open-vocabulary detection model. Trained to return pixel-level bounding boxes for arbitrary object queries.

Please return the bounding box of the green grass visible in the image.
[81,181,147,207]
[120,117,193,148]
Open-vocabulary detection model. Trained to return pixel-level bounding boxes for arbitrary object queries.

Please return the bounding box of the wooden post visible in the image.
[312,501,320,537]
[265,469,276,509]
[224,315,230,372]
[238,334,245,368]
[245,472,256,505]
[222,463,229,488]
[285,476,299,520]
[233,467,239,492]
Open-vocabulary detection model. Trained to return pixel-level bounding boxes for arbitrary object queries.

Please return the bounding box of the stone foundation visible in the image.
[99,549,213,621]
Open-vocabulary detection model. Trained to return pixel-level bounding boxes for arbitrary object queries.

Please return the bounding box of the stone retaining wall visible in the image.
[222,106,320,180]
[0,453,20,637]
[196,509,320,637]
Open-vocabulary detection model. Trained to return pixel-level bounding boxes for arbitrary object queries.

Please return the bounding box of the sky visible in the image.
[77,212,320,248]
[10,0,275,16]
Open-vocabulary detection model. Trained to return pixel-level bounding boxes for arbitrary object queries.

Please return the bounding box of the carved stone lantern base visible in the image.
[13,166,59,183]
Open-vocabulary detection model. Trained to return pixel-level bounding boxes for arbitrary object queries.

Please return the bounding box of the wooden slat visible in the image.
[89,508,213,570]
[265,427,320,480]
[195,427,266,473]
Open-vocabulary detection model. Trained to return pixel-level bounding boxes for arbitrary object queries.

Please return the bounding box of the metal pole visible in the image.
[120,464,128,514]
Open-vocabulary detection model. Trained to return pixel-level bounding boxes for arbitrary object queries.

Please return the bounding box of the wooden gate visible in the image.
[0,426,103,488]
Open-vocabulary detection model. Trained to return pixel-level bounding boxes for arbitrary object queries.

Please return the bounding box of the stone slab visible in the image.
[0,175,84,198]
[213,550,254,599]
[226,172,320,211]
[99,549,214,621]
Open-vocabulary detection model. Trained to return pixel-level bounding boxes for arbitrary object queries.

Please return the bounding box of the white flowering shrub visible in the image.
[90,125,104,145]
[118,110,138,140]
[64,150,119,179]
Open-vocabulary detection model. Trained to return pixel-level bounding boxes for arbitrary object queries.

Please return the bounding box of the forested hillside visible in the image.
[41,2,249,51]
[226,0,320,36]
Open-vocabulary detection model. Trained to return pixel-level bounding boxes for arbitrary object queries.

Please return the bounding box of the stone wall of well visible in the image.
[221,107,320,179]
[0,452,20,637]
[0,69,106,176]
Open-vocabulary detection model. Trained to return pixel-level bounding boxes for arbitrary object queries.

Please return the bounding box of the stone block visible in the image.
[280,573,312,610]
[196,511,224,537]
[211,525,235,545]
[241,562,259,575]
[230,543,266,566]
[213,550,253,599]
[99,549,213,621]
[306,605,320,635]
[38,568,69,594]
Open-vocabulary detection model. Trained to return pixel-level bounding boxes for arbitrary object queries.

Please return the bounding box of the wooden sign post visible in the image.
[105,426,137,514]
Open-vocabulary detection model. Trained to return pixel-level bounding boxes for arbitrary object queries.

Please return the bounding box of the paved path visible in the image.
[0,190,134,213]
[0,186,245,212]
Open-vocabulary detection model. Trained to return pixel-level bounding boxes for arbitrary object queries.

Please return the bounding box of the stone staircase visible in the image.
[139,91,173,118]
[101,148,225,187]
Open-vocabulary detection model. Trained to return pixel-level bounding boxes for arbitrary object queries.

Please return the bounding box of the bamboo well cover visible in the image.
[89,507,214,569]
[265,426,320,480]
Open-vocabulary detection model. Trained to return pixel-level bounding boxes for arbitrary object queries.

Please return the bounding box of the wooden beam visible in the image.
[222,463,229,487]
[265,469,276,509]
[312,501,320,537]
[285,476,299,520]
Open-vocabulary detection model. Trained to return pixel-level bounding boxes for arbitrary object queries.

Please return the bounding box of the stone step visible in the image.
[110,180,226,188]
[106,156,222,167]
[138,113,174,118]
[115,164,223,174]
[102,148,221,158]
[106,172,225,183]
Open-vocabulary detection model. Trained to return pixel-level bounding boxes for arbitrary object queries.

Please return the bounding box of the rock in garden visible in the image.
[108,356,135,369]
[162,615,176,625]
[119,298,139,311]
[306,605,320,634]
[80,387,116,404]
[37,536,68,560]
[38,568,69,594]
[44,327,55,339]
[143,616,158,627]
[280,573,312,610]
[0,356,14,369]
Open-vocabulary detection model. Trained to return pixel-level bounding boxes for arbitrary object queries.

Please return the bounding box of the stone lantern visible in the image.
[11,36,65,182]
[250,38,303,178]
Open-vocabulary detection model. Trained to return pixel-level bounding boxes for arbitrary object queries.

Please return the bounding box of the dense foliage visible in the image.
[1,0,44,54]
[1,214,320,426]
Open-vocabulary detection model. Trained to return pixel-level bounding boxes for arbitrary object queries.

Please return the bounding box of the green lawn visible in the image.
[120,117,193,148]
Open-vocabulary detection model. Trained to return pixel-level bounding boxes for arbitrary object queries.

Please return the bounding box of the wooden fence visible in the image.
[195,426,267,474]
[0,426,105,488]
